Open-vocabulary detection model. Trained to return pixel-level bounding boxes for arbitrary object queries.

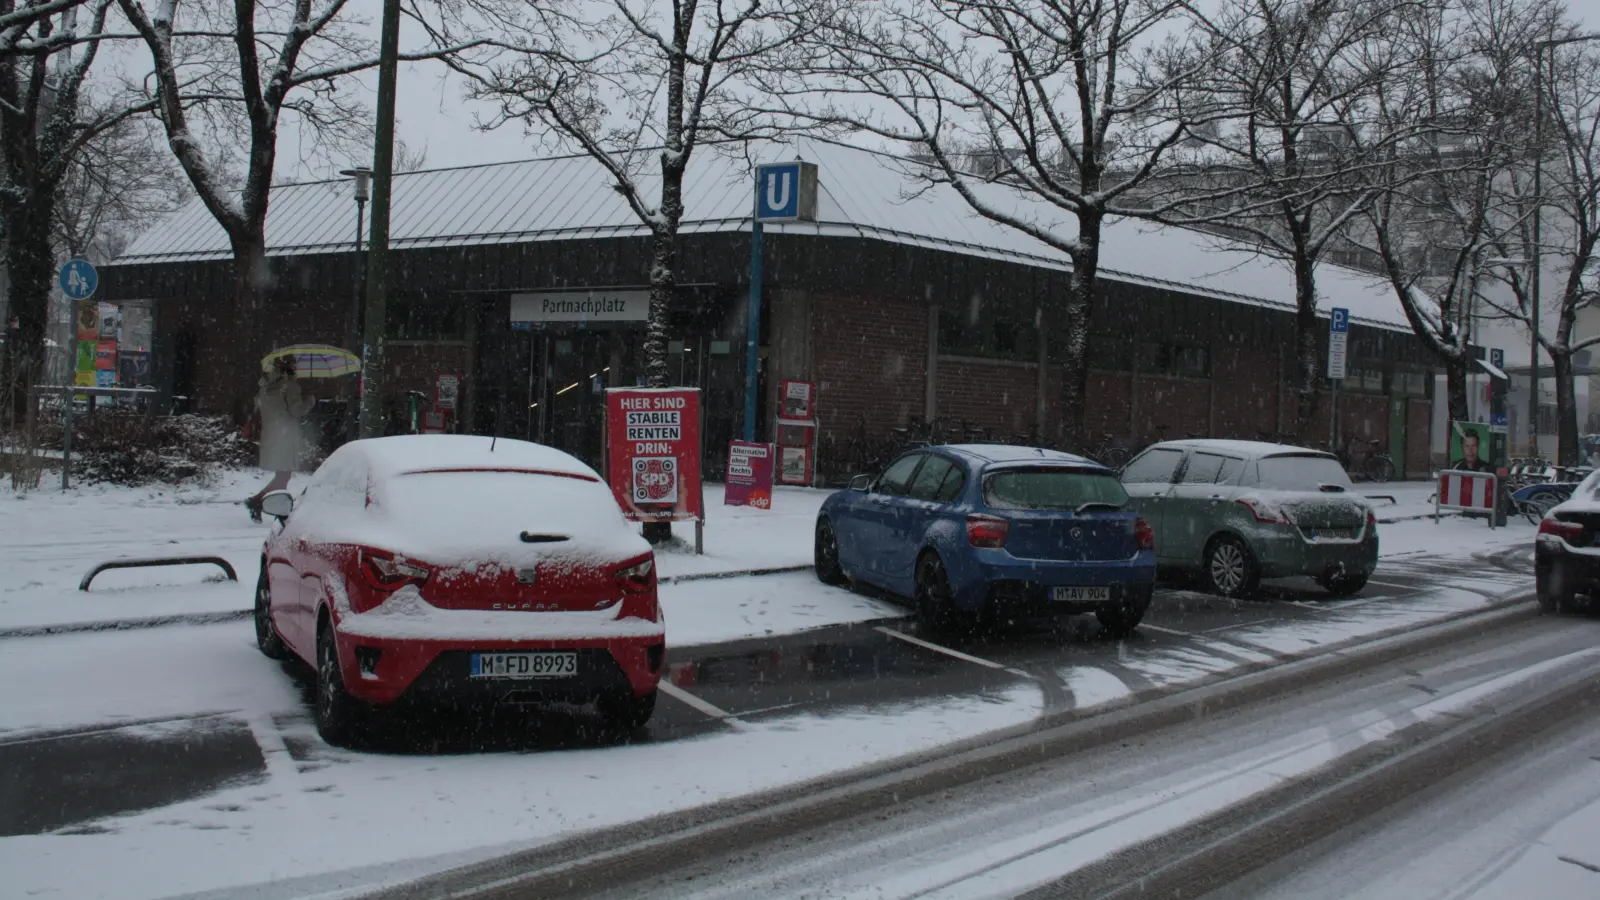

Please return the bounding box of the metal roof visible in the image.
[114,138,1412,331]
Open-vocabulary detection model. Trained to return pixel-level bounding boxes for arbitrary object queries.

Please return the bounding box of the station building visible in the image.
[102,139,1445,480]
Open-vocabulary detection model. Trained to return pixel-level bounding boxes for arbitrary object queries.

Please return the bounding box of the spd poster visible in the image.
[605,388,703,522]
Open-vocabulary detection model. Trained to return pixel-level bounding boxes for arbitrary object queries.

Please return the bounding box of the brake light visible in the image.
[1237,497,1288,524]
[1134,517,1155,551]
[359,549,431,591]
[966,514,1010,548]
[614,556,656,594]
[1539,518,1584,540]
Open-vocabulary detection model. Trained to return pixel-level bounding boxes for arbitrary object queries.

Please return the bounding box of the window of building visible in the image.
[938,292,1041,362]
[1138,341,1209,378]
[1346,360,1384,393]
[1393,368,1429,397]
[386,294,468,341]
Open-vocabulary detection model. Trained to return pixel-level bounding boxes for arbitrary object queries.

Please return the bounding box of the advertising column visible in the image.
[606,388,704,549]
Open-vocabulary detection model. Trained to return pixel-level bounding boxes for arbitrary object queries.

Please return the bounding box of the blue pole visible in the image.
[744,220,763,441]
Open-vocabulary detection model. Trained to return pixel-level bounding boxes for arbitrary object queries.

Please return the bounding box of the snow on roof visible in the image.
[114,138,1408,331]
[348,435,600,481]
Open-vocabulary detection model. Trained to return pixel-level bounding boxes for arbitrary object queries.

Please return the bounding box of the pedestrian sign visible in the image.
[1327,306,1349,380]
[58,259,98,300]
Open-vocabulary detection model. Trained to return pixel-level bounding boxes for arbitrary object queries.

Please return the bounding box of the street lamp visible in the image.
[339,166,371,440]
[1530,32,1600,459]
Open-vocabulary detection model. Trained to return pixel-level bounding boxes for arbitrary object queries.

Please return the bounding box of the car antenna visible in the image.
[490,433,498,452]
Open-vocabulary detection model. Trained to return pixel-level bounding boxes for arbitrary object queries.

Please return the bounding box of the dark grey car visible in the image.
[1119,440,1378,597]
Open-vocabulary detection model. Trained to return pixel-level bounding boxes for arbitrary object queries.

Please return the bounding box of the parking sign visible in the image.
[1327,307,1349,380]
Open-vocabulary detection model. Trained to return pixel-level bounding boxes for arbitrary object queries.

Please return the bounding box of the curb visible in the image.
[659,564,810,585]
[0,609,251,639]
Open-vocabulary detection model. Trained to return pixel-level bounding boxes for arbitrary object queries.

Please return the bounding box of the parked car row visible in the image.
[815,439,1379,634]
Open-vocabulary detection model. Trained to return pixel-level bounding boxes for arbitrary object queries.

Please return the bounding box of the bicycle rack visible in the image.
[80,556,239,592]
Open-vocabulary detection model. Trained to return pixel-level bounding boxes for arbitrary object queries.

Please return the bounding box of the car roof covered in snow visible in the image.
[1150,438,1333,459]
[937,444,1104,468]
[338,435,602,481]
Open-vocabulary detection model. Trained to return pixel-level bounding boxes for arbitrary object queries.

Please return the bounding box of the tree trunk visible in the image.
[1291,254,1323,442]
[1059,211,1102,452]
[1,195,58,426]
[222,230,271,424]
[1551,350,1579,467]
[1445,358,1469,424]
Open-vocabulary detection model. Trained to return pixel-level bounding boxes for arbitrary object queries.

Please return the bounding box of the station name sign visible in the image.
[510,289,649,324]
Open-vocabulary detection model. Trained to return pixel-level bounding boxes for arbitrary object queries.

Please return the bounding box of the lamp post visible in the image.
[1530,32,1600,459]
[339,166,370,441]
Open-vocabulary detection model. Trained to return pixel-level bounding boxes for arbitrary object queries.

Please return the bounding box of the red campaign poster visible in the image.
[606,388,703,522]
[95,340,117,370]
[724,441,774,509]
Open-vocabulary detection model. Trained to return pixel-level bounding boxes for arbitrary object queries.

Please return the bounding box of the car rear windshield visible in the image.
[983,468,1129,510]
[1251,454,1353,491]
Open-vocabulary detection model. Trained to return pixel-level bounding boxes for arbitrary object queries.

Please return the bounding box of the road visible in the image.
[412,611,1600,900]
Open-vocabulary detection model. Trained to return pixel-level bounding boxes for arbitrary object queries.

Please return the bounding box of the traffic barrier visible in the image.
[1435,470,1498,528]
[79,556,238,591]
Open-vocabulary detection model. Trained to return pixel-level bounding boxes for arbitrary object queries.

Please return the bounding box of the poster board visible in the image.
[605,388,703,522]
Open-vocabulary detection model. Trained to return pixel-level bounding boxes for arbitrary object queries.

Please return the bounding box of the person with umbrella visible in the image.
[245,355,314,522]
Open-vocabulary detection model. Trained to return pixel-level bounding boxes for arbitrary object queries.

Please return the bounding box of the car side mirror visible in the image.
[260,490,294,520]
[849,474,872,492]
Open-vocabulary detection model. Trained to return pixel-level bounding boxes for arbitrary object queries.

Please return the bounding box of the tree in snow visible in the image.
[433,0,828,390]
[751,0,1226,450]
[53,114,188,261]
[0,0,154,423]
[114,0,482,420]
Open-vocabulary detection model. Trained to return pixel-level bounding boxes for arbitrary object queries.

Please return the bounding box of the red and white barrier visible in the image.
[1435,470,1498,528]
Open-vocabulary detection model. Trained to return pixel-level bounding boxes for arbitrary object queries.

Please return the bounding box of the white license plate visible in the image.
[1052,586,1110,603]
[470,652,577,679]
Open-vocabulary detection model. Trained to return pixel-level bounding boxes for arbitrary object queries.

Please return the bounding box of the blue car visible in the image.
[814,445,1157,635]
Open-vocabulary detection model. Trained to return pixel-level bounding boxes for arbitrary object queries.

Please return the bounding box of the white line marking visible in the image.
[1282,601,1334,613]
[876,626,1018,673]
[1364,579,1418,591]
[657,681,750,731]
[1138,623,1194,636]
[1201,618,1275,634]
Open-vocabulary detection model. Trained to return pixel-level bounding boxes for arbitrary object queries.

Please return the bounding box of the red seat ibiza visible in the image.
[254,435,664,745]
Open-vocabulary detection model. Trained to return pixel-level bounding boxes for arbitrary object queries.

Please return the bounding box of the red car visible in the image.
[255,435,665,745]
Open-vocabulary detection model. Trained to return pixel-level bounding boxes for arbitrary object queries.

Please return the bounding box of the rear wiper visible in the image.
[1074,501,1124,514]
[520,532,569,543]
[1317,483,1347,493]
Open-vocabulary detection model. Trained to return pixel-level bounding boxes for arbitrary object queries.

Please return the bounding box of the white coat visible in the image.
[257,374,311,472]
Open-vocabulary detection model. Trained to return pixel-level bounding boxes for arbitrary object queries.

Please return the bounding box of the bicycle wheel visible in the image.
[1370,455,1395,483]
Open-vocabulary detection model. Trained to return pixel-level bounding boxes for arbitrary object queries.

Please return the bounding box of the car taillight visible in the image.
[966,514,1009,548]
[1539,518,1584,540]
[359,549,431,591]
[1237,497,1288,524]
[1134,517,1155,551]
[614,556,656,594]
[1366,508,1377,529]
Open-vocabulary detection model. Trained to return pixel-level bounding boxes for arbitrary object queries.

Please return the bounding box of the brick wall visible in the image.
[1083,370,1130,443]
[1406,398,1433,476]
[936,357,1038,437]
[1211,346,1281,440]
[1132,376,1210,444]
[811,290,928,442]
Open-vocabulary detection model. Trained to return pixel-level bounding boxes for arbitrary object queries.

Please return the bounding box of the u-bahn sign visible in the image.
[605,387,703,522]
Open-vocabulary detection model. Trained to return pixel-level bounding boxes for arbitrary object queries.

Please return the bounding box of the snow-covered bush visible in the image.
[41,413,257,486]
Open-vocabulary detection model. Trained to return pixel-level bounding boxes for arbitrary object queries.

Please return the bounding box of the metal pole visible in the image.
[1530,42,1544,458]
[744,220,763,442]
[357,0,401,438]
[61,388,73,490]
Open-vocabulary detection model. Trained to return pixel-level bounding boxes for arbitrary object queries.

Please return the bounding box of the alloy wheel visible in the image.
[1210,543,1245,593]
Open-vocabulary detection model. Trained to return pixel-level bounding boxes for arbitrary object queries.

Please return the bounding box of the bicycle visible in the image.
[1084,432,1133,469]
[1340,436,1395,482]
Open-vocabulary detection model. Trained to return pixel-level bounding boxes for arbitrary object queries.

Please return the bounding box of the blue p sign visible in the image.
[1330,307,1349,334]
[58,258,98,301]
[755,162,802,221]
[1490,348,1505,371]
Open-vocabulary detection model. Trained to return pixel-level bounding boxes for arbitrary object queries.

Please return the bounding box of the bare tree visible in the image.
[53,114,188,261]
[114,0,484,419]
[745,0,1223,448]
[433,0,825,389]
[0,0,154,422]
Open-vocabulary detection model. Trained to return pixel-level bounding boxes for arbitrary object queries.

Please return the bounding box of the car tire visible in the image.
[1096,585,1153,638]
[254,569,291,661]
[815,517,846,585]
[315,620,364,747]
[915,552,970,637]
[1318,571,1369,597]
[1537,562,1576,614]
[1203,535,1260,598]
[598,690,657,734]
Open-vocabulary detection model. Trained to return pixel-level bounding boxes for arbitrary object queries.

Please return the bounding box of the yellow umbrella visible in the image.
[261,344,361,378]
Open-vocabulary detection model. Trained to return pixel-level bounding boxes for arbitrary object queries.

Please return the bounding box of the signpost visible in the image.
[1327,307,1349,448]
[747,161,818,441]
[724,440,774,509]
[605,388,705,552]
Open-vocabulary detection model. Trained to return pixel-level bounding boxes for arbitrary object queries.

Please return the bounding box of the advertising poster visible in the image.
[780,445,810,485]
[605,388,703,522]
[435,373,460,410]
[95,369,115,387]
[75,340,96,373]
[75,303,98,341]
[98,302,120,339]
[95,340,117,371]
[74,371,96,387]
[725,441,774,509]
[780,379,816,420]
[1448,421,1494,473]
[118,350,151,386]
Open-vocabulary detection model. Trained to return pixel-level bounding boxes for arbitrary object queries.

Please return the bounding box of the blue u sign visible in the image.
[58,258,98,301]
[755,162,802,221]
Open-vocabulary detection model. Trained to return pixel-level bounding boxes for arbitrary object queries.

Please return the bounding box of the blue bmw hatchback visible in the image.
[815,445,1157,635]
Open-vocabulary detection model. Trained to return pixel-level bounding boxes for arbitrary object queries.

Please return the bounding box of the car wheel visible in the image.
[315,620,364,747]
[814,517,846,585]
[1537,562,1576,614]
[1318,571,1369,597]
[254,569,291,660]
[915,553,969,636]
[598,689,657,735]
[1203,535,1260,598]
[1096,584,1153,638]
